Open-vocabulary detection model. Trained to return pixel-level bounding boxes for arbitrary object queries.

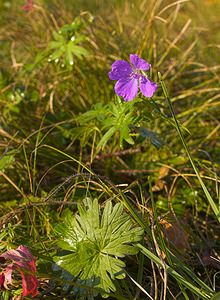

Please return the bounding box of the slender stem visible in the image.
[158,72,220,222]
[136,243,213,300]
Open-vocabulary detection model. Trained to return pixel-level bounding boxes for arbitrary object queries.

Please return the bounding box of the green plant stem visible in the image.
[136,243,213,300]
[158,72,220,222]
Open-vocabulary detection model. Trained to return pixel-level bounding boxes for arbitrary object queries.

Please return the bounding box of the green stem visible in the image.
[136,243,213,300]
[158,72,220,223]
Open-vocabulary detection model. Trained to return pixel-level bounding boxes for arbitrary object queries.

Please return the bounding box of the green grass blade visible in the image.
[158,72,220,222]
[136,243,213,300]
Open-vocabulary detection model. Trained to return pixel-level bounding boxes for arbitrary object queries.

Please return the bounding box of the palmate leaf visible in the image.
[54,198,143,297]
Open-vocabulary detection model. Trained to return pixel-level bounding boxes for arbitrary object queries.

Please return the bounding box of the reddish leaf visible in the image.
[22,0,34,11]
[0,273,5,288]
[0,264,13,290]
[0,245,38,297]
[3,264,13,288]
[20,271,38,297]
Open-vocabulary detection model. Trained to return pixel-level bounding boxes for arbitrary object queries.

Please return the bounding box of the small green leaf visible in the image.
[0,152,15,171]
[66,41,74,65]
[97,127,116,150]
[71,45,90,58]
[50,47,65,61]
[47,41,63,50]
[120,125,134,146]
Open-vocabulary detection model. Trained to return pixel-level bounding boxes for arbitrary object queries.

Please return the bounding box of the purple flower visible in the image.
[109,54,157,101]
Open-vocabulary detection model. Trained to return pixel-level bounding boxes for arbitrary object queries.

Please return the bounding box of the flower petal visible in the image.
[130,54,151,71]
[115,77,138,101]
[109,60,132,80]
[139,76,157,98]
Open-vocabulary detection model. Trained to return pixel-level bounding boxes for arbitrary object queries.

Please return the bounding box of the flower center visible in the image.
[131,69,148,83]
[131,69,142,79]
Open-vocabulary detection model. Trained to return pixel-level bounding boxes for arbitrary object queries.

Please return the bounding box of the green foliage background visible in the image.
[0,0,219,299]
